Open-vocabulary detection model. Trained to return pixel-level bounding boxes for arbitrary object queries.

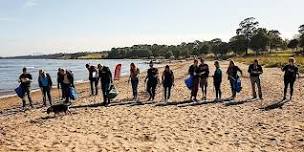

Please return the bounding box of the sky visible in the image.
[0,0,303,57]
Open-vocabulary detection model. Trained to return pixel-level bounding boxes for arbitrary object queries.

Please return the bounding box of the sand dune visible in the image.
[0,60,304,152]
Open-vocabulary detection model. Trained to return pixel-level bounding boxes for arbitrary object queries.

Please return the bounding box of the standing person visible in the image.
[226,60,243,99]
[282,57,299,100]
[57,68,65,100]
[248,59,263,99]
[198,58,209,100]
[144,61,159,101]
[98,64,113,105]
[162,65,174,102]
[59,69,74,104]
[18,67,33,109]
[128,63,140,101]
[86,64,99,96]
[213,61,222,101]
[188,59,200,102]
[38,69,53,106]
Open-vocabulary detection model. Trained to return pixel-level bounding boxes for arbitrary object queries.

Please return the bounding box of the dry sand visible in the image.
[0,60,303,152]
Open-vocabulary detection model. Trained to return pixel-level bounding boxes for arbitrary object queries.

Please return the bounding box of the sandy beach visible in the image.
[0,60,303,152]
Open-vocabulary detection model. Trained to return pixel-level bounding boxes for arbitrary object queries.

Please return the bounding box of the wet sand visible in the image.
[0,60,303,152]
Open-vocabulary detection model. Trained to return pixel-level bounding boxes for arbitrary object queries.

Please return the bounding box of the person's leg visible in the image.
[90,80,94,95]
[42,87,47,106]
[193,78,199,101]
[218,83,222,100]
[61,84,65,99]
[204,80,208,100]
[256,77,262,99]
[63,84,70,103]
[146,81,152,100]
[250,77,257,98]
[101,85,107,104]
[283,79,288,100]
[164,86,167,101]
[290,80,295,100]
[95,80,99,95]
[46,87,52,105]
[214,84,219,100]
[26,87,33,107]
[131,80,136,99]
[21,87,26,108]
[168,86,172,100]
[229,79,236,99]
[134,79,138,99]
[151,82,157,100]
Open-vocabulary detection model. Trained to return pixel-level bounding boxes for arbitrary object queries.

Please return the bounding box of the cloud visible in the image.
[23,0,38,8]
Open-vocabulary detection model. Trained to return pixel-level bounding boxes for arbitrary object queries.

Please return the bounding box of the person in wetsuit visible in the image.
[98,64,113,105]
[213,61,222,101]
[86,64,99,96]
[162,65,174,102]
[282,57,300,100]
[188,59,200,102]
[145,61,159,101]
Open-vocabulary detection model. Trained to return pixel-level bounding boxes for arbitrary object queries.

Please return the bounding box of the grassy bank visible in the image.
[233,51,304,73]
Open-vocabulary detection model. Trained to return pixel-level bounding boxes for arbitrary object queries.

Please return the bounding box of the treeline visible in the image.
[108,17,304,59]
[3,52,108,59]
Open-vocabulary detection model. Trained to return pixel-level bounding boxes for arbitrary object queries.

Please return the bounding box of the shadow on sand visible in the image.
[154,100,193,107]
[259,99,291,111]
[224,98,259,106]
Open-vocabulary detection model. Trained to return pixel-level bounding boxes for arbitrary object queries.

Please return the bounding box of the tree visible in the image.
[268,30,284,51]
[287,39,299,52]
[229,35,248,55]
[236,17,259,55]
[210,38,223,58]
[299,25,304,50]
[249,28,270,55]
[165,50,173,59]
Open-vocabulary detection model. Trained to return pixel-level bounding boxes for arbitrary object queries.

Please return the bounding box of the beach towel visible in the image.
[108,84,118,99]
[184,75,193,90]
[15,85,25,98]
[69,87,78,100]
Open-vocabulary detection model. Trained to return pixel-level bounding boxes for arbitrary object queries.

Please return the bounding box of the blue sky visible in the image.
[0,0,303,57]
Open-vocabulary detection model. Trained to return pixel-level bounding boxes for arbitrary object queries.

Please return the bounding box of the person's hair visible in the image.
[200,58,204,62]
[130,63,135,67]
[85,64,90,68]
[214,61,219,65]
[194,59,198,63]
[149,60,153,65]
[229,60,235,67]
[165,65,170,69]
[59,68,65,72]
[254,59,258,63]
[289,57,295,63]
[22,67,27,72]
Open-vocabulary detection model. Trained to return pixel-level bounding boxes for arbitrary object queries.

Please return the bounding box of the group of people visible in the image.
[187,57,300,102]
[17,57,300,109]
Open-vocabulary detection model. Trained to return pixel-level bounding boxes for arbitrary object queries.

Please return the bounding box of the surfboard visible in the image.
[114,64,122,81]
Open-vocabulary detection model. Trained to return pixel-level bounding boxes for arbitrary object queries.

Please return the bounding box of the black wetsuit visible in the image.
[282,64,298,99]
[99,66,112,105]
[146,67,158,100]
[163,70,174,100]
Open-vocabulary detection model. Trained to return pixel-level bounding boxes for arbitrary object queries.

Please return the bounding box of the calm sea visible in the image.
[0,59,150,97]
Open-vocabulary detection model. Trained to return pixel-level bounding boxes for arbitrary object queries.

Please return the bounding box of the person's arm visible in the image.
[259,65,263,74]
[296,67,300,79]
[206,65,210,77]
[156,69,160,84]
[281,65,286,72]
[48,74,53,87]
[248,65,251,74]
[172,71,175,86]
[29,74,33,80]
[38,76,42,88]
[108,69,113,83]
[144,70,148,82]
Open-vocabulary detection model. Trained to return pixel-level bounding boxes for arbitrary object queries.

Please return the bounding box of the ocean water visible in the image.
[0,59,150,97]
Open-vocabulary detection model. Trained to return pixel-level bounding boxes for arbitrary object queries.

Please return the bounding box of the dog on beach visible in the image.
[47,104,71,115]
